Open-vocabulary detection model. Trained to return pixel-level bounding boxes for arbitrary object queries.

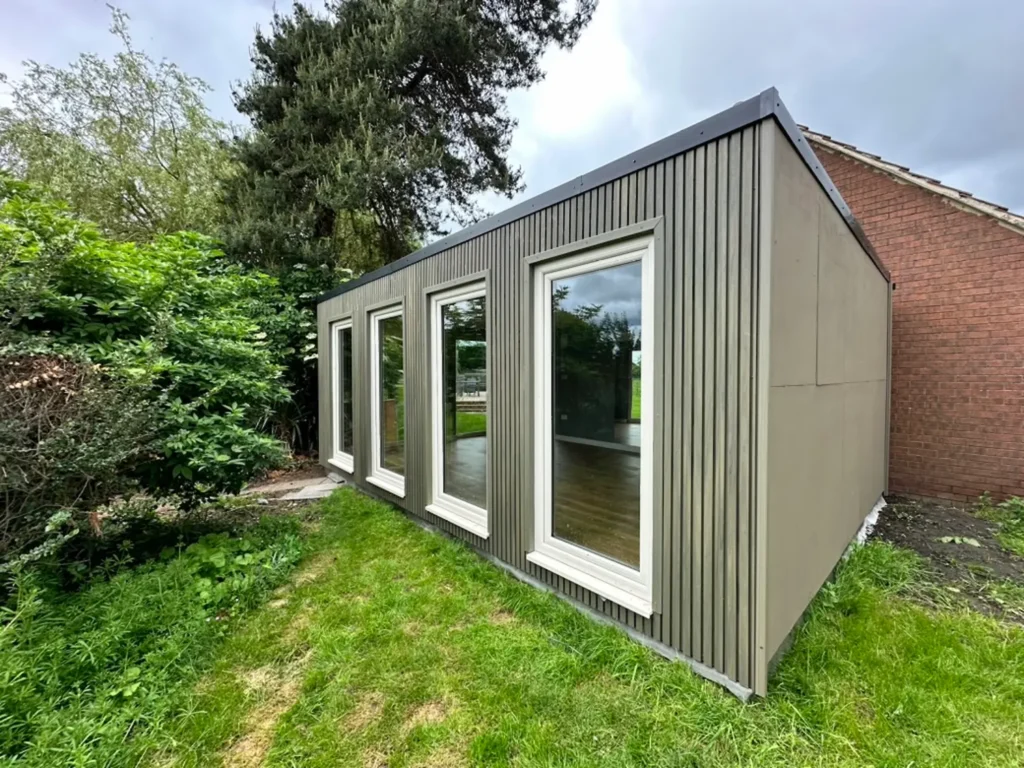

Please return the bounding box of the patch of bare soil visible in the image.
[293,552,336,586]
[242,464,328,499]
[247,457,322,487]
[489,609,516,626]
[222,660,308,768]
[238,665,281,696]
[403,700,450,732]
[872,496,1024,621]
[282,603,314,646]
[344,691,386,732]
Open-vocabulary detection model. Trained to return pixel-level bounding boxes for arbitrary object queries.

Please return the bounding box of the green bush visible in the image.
[0,354,152,566]
[0,175,289,503]
[0,513,303,764]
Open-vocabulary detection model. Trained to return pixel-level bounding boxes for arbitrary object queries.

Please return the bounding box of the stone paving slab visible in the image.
[241,476,321,496]
[278,478,343,501]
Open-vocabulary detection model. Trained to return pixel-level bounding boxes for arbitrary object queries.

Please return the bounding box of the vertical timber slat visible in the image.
[314,120,771,695]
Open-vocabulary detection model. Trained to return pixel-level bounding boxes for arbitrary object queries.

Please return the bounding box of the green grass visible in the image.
[977,496,1024,558]
[5,491,1024,767]
[455,411,487,435]
[0,513,307,767]
[631,377,640,420]
[158,491,1022,767]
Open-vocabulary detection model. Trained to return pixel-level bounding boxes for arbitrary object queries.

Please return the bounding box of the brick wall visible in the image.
[814,147,1024,501]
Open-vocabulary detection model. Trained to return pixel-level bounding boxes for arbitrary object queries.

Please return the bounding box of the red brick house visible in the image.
[802,128,1024,502]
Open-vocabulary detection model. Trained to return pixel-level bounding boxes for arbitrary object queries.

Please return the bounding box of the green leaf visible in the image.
[937,536,981,547]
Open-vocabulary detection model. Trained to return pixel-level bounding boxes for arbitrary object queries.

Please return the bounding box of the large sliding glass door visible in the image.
[528,236,655,616]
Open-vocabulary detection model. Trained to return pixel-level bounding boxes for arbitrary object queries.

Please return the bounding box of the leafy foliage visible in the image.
[265,262,350,452]
[0,512,304,765]
[223,0,596,272]
[0,175,288,504]
[0,8,232,240]
[552,285,638,438]
[0,354,152,564]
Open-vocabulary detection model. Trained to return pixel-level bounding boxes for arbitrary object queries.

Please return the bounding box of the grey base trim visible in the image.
[488,553,754,701]
[348,480,754,702]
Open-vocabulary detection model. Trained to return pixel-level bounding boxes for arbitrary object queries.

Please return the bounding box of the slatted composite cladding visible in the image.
[317,90,891,697]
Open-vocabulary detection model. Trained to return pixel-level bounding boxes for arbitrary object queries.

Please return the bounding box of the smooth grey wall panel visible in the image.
[764,123,890,677]
[318,121,766,692]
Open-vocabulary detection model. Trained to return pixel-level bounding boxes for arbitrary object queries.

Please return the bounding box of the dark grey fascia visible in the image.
[318,87,887,303]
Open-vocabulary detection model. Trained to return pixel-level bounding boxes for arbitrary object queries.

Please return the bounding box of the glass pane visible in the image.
[337,327,353,454]
[441,296,487,509]
[551,260,642,567]
[378,315,404,475]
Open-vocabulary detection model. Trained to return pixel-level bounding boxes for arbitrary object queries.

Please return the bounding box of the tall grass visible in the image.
[0,516,304,766]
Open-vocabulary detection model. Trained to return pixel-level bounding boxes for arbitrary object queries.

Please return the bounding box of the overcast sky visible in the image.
[3,0,1023,217]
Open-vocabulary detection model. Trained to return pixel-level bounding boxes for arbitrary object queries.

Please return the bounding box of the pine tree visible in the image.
[223,0,596,273]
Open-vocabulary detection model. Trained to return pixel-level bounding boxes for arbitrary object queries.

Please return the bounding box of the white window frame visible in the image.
[367,304,406,497]
[527,235,655,617]
[328,319,355,474]
[426,280,489,538]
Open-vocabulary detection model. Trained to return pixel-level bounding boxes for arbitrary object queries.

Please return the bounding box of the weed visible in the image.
[977,495,1024,557]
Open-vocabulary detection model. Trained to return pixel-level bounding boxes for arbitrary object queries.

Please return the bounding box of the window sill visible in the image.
[526,549,653,617]
[366,473,405,498]
[327,455,354,474]
[425,502,489,539]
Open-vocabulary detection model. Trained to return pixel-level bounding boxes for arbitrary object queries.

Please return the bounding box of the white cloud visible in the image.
[475,0,654,215]
[511,0,647,145]
[6,0,1024,217]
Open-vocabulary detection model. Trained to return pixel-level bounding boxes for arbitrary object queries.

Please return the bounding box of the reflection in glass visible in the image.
[378,315,405,475]
[336,326,353,454]
[441,297,487,509]
[551,260,642,567]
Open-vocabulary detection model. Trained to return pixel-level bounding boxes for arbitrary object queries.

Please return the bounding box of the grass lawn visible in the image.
[4,490,1024,767]
[455,411,487,435]
[631,377,640,420]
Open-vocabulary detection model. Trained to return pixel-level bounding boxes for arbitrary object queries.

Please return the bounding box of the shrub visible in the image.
[0,354,152,565]
[0,175,289,502]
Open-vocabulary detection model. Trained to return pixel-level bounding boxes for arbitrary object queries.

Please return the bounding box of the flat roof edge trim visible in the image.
[318,87,886,303]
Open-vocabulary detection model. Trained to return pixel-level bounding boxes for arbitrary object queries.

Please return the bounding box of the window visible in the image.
[528,235,655,616]
[329,319,354,473]
[368,305,405,497]
[426,281,489,537]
